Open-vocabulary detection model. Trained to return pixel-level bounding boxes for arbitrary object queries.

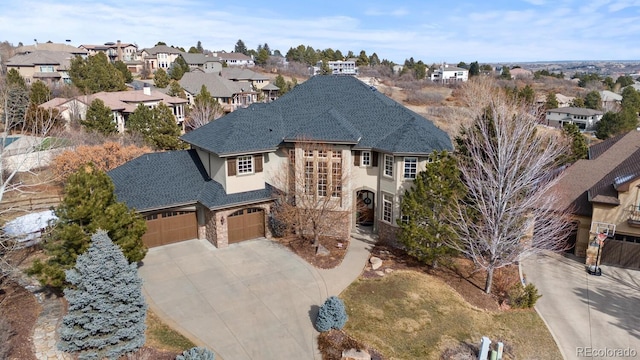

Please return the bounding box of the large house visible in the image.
[78,41,138,62]
[211,52,255,67]
[312,60,358,76]
[546,107,604,131]
[108,76,452,249]
[220,68,271,90]
[430,64,469,83]
[552,130,640,269]
[40,86,187,132]
[178,52,222,73]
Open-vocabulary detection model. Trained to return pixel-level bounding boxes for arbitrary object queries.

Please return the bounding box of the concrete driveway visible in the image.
[522,252,640,360]
[138,235,372,360]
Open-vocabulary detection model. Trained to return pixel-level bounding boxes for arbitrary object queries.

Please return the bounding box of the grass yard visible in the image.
[145,309,196,353]
[341,270,560,360]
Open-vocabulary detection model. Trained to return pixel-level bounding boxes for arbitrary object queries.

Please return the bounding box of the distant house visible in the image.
[546,107,604,131]
[599,90,622,111]
[220,68,270,90]
[312,60,358,76]
[5,50,80,86]
[211,52,255,67]
[140,45,182,71]
[178,52,222,73]
[78,41,138,62]
[509,67,533,79]
[556,94,575,107]
[40,86,187,132]
[179,71,257,112]
[430,64,468,83]
[15,42,87,57]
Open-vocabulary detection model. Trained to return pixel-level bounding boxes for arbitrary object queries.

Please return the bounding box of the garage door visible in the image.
[142,211,198,248]
[227,208,265,244]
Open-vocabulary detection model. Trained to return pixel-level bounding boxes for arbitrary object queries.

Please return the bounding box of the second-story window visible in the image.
[404,157,417,179]
[361,151,371,167]
[384,154,394,178]
[237,155,253,174]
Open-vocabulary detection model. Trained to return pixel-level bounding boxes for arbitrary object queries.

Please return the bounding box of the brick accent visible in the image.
[203,202,273,248]
[378,221,401,248]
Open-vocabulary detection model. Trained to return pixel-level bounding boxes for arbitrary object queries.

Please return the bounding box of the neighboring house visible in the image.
[312,60,358,76]
[178,52,222,73]
[546,107,604,131]
[261,82,280,102]
[211,52,255,67]
[556,93,575,107]
[108,75,452,249]
[220,68,271,90]
[509,67,533,79]
[5,50,80,86]
[551,130,640,269]
[15,42,87,57]
[78,41,138,62]
[179,70,257,112]
[599,90,623,112]
[430,64,468,83]
[40,86,187,132]
[140,45,182,70]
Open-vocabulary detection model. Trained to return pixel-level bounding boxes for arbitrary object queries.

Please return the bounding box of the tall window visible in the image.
[317,161,328,197]
[361,151,371,167]
[384,154,394,177]
[304,161,314,194]
[332,162,342,197]
[382,194,393,223]
[404,157,417,179]
[237,155,253,174]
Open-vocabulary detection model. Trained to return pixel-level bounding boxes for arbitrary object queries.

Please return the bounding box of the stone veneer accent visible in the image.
[203,202,273,248]
[378,221,401,248]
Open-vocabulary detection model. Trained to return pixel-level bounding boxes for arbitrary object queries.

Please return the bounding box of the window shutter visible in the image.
[354,151,360,166]
[227,158,236,176]
[255,154,263,172]
[372,152,379,167]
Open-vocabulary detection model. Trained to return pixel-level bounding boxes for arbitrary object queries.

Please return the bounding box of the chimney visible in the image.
[143,84,151,96]
[117,40,122,61]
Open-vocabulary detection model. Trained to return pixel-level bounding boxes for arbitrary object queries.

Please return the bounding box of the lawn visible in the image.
[340,270,561,360]
[145,309,196,354]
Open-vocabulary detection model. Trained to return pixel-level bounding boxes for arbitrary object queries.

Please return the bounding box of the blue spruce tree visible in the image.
[58,230,147,360]
[315,296,348,332]
[176,346,216,360]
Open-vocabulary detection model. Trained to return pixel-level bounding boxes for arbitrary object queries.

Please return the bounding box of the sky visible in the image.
[2,0,640,64]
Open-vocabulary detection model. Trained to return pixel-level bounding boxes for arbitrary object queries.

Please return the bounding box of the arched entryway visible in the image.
[356,190,375,226]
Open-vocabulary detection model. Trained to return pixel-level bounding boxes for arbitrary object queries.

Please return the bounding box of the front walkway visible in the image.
[138,231,374,360]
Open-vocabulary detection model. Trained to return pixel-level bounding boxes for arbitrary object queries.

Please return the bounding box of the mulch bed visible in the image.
[0,279,40,360]
[275,235,349,269]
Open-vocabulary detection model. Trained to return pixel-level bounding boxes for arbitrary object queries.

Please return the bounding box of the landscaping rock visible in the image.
[370,256,383,270]
[342,348,371,360]
[316,244,330,256]
[384,268,394,274]
[374,271,385,277]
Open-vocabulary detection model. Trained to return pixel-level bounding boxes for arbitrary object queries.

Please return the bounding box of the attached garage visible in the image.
[227,208,265,244]
[142,210,198,248]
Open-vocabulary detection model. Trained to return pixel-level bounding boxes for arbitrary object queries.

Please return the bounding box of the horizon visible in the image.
[2,0,640,64]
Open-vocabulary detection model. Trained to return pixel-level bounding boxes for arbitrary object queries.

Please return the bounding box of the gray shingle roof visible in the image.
[179,72,247,98]
[108,150,273,211]
[548,107,603,116]
[181,76,452,156]
[142,45,182,55]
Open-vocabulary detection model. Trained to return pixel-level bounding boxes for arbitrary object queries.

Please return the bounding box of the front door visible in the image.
[356,190,375,226]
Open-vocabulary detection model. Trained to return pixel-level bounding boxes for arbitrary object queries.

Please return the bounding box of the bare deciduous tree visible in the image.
[184,85,224,131]
[448,84,574,294]
[270,142,354,249]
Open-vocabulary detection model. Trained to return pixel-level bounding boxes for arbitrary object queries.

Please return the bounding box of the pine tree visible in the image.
[127,103,183,150]
[315,296,348,332]
[58,231,147,360]
[560,123,588,164]
[176,347,216,360]
[69,53,126,94]
[28,164,147,289]
[81,99,117,136]
[154,68,170,88]
[29,80,51,105]
[114,60,133,83]
[398,151,463,267]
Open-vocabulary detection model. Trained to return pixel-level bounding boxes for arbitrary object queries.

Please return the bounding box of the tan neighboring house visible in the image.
[546,107,604,131]
[509,67,533,79]
[78,41,138,62]
[220,68,271,90]
[40,86,187,132]
[179,70,257,112]
[599,90,623,112]
[6,42,88,86]
[211,52,255,67]
[553,130,640,269]
[140,45,182,71]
